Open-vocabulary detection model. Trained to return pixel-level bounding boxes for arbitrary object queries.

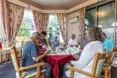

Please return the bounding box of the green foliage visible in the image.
[18,23,30,37]
[18,28,28,36]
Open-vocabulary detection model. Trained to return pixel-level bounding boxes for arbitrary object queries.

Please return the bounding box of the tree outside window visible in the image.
[18,9,34,37]
[47,14,64,43]
[47,14,60,41]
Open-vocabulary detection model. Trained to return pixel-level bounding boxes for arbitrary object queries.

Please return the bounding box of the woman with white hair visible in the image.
[63,27,105,78]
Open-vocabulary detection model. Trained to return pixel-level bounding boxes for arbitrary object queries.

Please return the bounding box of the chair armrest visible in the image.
[19,62,45,71]
[67,65,92,77]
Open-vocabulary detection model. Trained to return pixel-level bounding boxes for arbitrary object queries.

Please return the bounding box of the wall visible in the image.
[7,0,99,40]
[68,10,80,40]
[67,0,98,40]
[7,0,99,13]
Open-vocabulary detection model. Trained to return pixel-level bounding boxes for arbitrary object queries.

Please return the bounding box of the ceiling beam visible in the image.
[7,0,100,13]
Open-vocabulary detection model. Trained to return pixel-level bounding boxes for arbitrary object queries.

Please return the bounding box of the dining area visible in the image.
[0,0,117,78]
[0,37,82,78]
[0,29,117,78]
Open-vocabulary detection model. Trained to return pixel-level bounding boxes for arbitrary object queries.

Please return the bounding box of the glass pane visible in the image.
[18,9,34,37]
[20,23,32,29]
[102,28,114,40]
[23,9,34,25]
[18,29,33,37]
[85,8,97,29]
[21,9,34,29]
[85,18,89,26]
[98,2,115,27]
[47,14,60,41]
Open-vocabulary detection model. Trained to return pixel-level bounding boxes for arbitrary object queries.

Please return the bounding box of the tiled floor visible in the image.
[0,62,63,78]
[0,62,16,78]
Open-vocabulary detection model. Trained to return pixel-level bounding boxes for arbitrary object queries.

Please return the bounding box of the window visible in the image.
[98,3,115,27]
[47,14,64,43]
[85,1,116,44]
[18,9,34,37]
[85,8,97,33]
[85,8,97,28]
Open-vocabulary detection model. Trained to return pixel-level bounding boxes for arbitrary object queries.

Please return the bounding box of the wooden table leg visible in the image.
[41,72,45,78]
[8,53,11,61]
[6,53,9,62]
[4,54,7,64]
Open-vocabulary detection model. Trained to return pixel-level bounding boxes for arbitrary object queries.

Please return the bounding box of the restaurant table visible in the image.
[46,55,74,78]
[0,48,10,63]
[0,43,2,49]
[0,48,21,63]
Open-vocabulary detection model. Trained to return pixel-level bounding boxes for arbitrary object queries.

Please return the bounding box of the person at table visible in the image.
[40,31,48,48]
[48,33,54,42]
[52,36,60,48]
[63,27,105,78]
[68,34,78,47]
[81,33,89,49]
[103,32,115,53]
[22,32,51,78]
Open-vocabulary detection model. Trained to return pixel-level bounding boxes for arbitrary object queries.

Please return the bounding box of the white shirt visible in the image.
[68,38,78,46]
[66,41,104,78]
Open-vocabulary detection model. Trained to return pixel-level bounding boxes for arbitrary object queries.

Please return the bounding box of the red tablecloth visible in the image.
[40,48,46,53]
[46,55,74,78]
[0,43,2,49]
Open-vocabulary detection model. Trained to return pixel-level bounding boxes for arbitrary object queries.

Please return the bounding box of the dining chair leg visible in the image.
[36,67,40,78]
[70,70,74,78]
[105,67,108,78]
[17,72,21,78]
[41,72,45,78]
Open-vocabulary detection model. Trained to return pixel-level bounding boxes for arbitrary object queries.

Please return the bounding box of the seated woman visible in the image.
[103,32,115,53]
[52,36,60,48]
[22,32,51,78]
[63,27,105,78]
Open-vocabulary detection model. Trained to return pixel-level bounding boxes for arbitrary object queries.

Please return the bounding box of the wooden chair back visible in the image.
[92,53,107,77]
[107,48,116,65]
[15,40,24,58]
[67,53,106,78]
[10,46,45,78]
[15,40,24,49]
[10,46,20,72]
[105,48,117,78]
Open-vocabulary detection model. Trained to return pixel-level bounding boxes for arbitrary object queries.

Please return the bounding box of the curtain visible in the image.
[0,0,24,46]
[33,11,43,33]
[57,13,68,43]
[42,13,49,31]
[78,7,86,41]
[0,8,5,39]
[33,11,49,33]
